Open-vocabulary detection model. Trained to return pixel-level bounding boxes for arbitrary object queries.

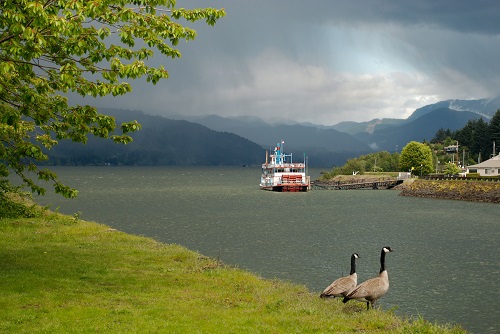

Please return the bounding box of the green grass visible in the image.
[0,211,466,333]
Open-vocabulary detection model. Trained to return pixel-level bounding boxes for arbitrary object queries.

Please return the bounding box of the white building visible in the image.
[467,154,500,176]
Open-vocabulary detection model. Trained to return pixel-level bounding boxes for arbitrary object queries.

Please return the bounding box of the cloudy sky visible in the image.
[80,0,500,126]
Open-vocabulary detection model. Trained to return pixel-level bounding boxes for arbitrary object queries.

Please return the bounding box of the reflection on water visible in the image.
[34,166,499,333]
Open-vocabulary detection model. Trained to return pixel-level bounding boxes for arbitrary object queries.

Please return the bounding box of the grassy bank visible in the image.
[1,210,465,333]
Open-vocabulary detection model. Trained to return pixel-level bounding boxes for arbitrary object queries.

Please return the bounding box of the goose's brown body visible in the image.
[320,253,359,298]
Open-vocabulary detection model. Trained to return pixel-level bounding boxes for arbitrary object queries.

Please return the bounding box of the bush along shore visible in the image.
[400,179,500,203]
[0,207,467,333]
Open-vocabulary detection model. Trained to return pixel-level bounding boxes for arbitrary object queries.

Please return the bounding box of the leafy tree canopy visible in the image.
[320,151,399,179]
[399,141,434,175]
[0,0,225,198]
[443,162,461,175]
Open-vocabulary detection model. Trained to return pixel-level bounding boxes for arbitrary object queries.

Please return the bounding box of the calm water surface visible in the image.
[33,166,499,333]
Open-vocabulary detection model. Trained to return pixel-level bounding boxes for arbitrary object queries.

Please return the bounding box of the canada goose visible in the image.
[343,246,393,310]
[320,253,360,298]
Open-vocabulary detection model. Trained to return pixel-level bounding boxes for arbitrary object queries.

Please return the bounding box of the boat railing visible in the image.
[281,175,304,184]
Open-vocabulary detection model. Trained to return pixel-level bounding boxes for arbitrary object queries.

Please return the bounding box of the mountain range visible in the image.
[182,96,498,162]
[45,96,500,168]
[341,97,498,151]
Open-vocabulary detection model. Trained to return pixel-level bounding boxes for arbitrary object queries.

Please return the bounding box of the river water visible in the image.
[31,166,499,333]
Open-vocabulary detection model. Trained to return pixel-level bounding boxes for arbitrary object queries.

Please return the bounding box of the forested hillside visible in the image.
[432,109,500,163]
[43,109,265,166]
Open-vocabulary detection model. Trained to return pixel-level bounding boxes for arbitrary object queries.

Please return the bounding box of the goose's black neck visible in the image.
[379,248,387,274]
[350,254,357,275]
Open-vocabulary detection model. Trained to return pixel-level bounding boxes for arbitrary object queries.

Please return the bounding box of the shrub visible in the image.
[0,191,45,219]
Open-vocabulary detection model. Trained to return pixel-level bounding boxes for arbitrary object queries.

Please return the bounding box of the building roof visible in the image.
[468,154,500,168]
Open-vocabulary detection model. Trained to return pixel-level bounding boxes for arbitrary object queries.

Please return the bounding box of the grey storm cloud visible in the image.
[75,0,500,125]
[286,0,500,35]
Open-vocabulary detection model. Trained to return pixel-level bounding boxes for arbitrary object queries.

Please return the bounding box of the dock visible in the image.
[313,179,403,190]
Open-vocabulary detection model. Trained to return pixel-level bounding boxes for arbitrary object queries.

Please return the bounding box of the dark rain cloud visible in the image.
[74,0,500,125]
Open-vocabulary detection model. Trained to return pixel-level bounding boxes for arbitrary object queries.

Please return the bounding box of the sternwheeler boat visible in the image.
[260,140,310,192]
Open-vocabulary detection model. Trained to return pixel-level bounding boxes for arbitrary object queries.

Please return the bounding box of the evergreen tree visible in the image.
[489,110,500,155]
[474,118,492,160]
[431,128,453,143]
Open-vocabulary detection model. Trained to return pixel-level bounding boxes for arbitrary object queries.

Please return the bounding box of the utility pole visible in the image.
[462,149,465,170]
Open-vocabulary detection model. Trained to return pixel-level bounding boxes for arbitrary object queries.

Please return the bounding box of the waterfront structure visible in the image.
[467,154,500,176]
[260,141,310,192]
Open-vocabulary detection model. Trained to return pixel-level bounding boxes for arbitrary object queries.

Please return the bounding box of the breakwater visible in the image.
[399,179,500,203]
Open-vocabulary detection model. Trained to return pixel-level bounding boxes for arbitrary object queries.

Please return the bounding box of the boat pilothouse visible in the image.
[260,140,310,192]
